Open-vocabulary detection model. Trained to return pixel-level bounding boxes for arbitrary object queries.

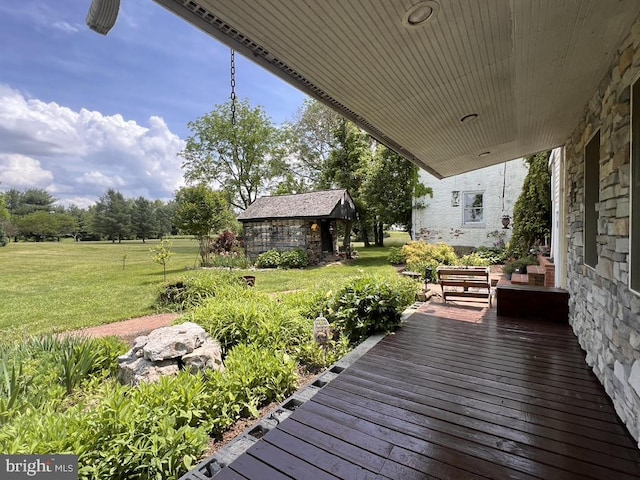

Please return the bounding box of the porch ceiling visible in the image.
[153,0,640,178]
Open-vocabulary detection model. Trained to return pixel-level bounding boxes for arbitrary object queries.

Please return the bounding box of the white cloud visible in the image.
[0,153,54,188]
[77,171,125,188]
[51,21,79,34]
[0,85,185,206]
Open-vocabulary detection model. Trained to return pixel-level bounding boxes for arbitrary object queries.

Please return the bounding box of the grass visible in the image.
[0,232,412,336]
[0,238,203,335]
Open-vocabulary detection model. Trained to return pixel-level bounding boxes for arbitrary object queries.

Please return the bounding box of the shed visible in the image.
[237,190,356,262]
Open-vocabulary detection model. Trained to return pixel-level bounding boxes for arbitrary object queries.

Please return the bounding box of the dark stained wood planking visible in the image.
[214,305,640,480]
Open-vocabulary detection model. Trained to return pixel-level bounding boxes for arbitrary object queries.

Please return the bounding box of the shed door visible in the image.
[320,220,333,252]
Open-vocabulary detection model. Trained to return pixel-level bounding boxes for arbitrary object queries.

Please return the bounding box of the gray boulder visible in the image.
[117,322,224,385]
[183,343,225,373]
[142,322,209,362]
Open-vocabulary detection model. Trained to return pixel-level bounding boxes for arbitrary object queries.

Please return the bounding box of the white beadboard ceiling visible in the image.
[153,0,640,178]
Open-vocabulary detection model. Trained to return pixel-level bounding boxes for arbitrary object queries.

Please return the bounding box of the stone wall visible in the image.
[412,159,528,248]
[242,219,320,260]
[564,16,640,444]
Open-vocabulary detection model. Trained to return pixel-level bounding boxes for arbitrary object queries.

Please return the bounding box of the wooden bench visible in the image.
[437,266,491,306]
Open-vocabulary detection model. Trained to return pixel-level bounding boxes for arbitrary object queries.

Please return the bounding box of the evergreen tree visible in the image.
[132,197,156,242]
[362,145,432,245]
[92,189,133,243]
[508,152,551,257]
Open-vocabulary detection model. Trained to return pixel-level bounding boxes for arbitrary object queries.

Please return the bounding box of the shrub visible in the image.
[255,249,281,268]
[280,249,308,268]
[474,246,508,265]
[210,230,243,254]
[313,275,417,344]
[458,253,491,267]
[203,251,251,269]
[0,340,298,480]
[183,286,312,354]
[294,336,351,372]
[402,241,458,282]
[157,271,247,310]
[387,246,406,265]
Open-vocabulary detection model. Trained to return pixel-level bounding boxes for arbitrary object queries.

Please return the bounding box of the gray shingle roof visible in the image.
[237,190,353,221]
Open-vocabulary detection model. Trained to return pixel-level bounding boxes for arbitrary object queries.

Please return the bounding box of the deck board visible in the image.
[215,304,640,479]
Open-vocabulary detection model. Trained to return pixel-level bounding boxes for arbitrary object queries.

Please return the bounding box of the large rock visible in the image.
[142,322,209,361]
[183,343,224,373]
[117,322,224,385]
[118,356,180,385]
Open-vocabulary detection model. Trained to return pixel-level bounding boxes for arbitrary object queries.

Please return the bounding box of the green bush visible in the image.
[402,241,458,282]
[0,335,126,423]
[280,249,308,268]
[203,251,251,269]
[255,249,281,268]
[294,336,352,372]
[0,339,298,480]
[474,246,508,265]
[458,253,491,267]
[387,246,406,265]
[182,286,312,354]
[157,271,247,310]
[255,249,308,269]
[313,275,416,344]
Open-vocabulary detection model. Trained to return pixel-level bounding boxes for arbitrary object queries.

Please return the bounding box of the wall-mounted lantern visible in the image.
[501,215,511,229]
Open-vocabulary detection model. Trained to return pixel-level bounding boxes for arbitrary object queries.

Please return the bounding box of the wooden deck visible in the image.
[214,303,640,479]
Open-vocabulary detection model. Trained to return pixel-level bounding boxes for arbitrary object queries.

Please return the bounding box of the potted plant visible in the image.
[503,258,517,279]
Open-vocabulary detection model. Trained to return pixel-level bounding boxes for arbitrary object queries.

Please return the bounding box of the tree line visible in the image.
[0,187,175,244]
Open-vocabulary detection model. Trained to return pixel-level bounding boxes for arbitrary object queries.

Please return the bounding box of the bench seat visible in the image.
[437,266,491,306]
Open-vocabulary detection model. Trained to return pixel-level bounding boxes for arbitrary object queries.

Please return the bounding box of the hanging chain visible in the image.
[230,48,237,127]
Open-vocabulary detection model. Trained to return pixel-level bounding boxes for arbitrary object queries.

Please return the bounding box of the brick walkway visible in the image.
[72,313,179,343]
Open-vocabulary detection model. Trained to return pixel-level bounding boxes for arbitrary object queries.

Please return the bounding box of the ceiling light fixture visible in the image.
[478,152,491,157]
[403,1,439,28]
[460,113,479,123]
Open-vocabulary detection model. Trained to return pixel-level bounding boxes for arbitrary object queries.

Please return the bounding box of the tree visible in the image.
[6,188,56,216]
[153,200,175,239]
[180,99,287,210]
[173,185,236,265]
[131,197,156,242]
[150,240,174,281]
[362,145,432,246]
[92,189,132,243]
[508,152,551,257]
[321,119,372,251]
[65,205,92,241]
[16,211,77,241]
[0,192,8,246]
[284,99,343,189]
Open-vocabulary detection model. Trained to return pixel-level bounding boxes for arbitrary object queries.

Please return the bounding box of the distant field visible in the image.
[0,232,412,336]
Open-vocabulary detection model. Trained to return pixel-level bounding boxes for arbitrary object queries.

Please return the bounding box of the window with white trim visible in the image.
[462,192,484,226]
[631,80,640,292]
[584,131,600,268]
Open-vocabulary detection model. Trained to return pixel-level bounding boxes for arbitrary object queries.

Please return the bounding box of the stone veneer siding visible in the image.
[564,16,640,444]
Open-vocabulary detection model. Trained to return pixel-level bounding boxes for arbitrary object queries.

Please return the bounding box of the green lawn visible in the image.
[0,233,411,336]
[0,238,203,335]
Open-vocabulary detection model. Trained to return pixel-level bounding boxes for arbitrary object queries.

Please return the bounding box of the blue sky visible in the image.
[0,0,307,207]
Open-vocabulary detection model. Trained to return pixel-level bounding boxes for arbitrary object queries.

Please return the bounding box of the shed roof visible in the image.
[237,190,353,221]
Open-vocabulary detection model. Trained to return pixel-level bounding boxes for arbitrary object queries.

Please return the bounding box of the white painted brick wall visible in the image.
[412,159,529,247]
